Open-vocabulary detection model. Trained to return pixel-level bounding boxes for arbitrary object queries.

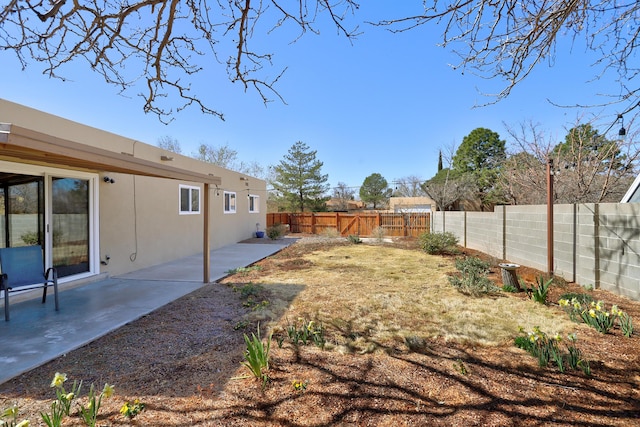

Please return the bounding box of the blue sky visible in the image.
[0,3,628,192]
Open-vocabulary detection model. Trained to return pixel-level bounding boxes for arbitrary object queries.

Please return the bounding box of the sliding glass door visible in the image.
[0,168,95,280]
[51,177,90,277]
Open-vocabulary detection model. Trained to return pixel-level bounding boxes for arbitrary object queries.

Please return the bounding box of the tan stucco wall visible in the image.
[388,197,435,212]
[98,171,266,276]
[0,99,267,277]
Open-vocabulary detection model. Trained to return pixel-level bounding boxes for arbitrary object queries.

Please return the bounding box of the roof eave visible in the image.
[0,123,221,186]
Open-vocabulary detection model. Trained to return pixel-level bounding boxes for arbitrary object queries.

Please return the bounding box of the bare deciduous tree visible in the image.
[422,170,476,211]
[379,1,640,107]
[157,137,266,177]
[422,142,476,210]
[497,122,553,205]
[332,182,355,211]
[1,0,359,122]
[157,136,183,154]
[393,175,427,197]
[193,142,266,178]
[499,120,639,204]
[193,143,239,167]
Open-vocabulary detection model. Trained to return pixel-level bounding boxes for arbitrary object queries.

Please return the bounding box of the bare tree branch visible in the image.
[0,0,360,121]
[376,1,640,108]
[499,119,639,204]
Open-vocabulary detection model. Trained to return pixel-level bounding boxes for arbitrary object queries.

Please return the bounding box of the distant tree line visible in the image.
[157,121,639,213]
[423,123,638,211]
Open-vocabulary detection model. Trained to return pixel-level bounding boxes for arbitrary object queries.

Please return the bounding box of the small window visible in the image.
[179,185,200,214]
[248,194,259,213]
[224,191,236,213]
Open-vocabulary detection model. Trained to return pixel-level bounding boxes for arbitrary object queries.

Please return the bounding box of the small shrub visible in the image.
[234,283,263,298]
[580,302,615,334]
[404,335,428,352]
[292,380,308,392]
[120,400,145,420]
[78,383,114,427]
[242,325,271,387]
[618,311,634,337]
[21,231,41,246]
[234,320,249,330]
[418,231,459,255]
[285,318,326,349]
[448,256,498,296]
[347,234,362,244]
[559,292,593,306]
[371,226,386,242]
[502,284,519,293]
[320,228,340,238]
[2,405,28,427]
[266,223,286,240]
[452,359,469,375]
[558,298,634,336]
[233,283,269,311]
[515,327,590,375]
[525,276,553,304]
[226,265,262,276]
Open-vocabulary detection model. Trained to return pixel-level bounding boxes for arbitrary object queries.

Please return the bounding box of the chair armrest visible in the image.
[45,267,58,283]
[0,273,9,291]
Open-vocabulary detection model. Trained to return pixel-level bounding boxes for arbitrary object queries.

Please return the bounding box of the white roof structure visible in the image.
[621,173,640,202]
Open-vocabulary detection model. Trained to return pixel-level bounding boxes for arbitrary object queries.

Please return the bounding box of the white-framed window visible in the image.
[224,191,236,213]
[179,185,200,214]
[248,194,259,213]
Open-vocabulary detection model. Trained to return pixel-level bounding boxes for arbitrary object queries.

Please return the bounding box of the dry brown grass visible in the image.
[241,243,576,353]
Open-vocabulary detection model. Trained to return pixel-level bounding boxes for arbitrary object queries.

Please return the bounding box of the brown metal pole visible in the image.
[547,159,554,276]
[203,183,211,283]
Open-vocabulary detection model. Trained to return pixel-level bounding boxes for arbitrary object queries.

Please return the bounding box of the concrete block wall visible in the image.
[503,205,548,272]
[432,203,640,301]
[552,204,577,283]
[432,211,465,237]
[465,210,503,258]
[592,203,640,299]
[575,204,598,290]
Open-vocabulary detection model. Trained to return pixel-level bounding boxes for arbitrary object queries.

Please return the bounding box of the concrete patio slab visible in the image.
[0,239,295,385]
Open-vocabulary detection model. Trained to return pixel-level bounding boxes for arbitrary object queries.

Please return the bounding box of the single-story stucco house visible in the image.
[0,98,266,288]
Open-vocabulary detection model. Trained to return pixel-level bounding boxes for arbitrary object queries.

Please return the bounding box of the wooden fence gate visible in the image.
[267,212,430,237]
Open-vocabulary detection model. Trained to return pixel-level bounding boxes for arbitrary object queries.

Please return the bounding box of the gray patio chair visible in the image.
[0,245,59,321]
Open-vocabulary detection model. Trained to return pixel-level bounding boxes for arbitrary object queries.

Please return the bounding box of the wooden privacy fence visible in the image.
[267,212,430,237]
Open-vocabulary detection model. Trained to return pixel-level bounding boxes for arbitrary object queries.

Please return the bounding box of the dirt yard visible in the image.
[0,235,638,426]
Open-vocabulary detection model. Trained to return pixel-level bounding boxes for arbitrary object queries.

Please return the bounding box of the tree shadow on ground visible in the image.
[197,342,639,426]
[0,281,306,400]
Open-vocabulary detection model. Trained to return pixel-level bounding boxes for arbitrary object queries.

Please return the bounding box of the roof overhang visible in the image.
[621,173,640,203]
[0,123,221,185]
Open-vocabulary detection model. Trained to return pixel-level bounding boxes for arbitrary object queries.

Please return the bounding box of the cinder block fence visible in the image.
[432,203,640,301]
